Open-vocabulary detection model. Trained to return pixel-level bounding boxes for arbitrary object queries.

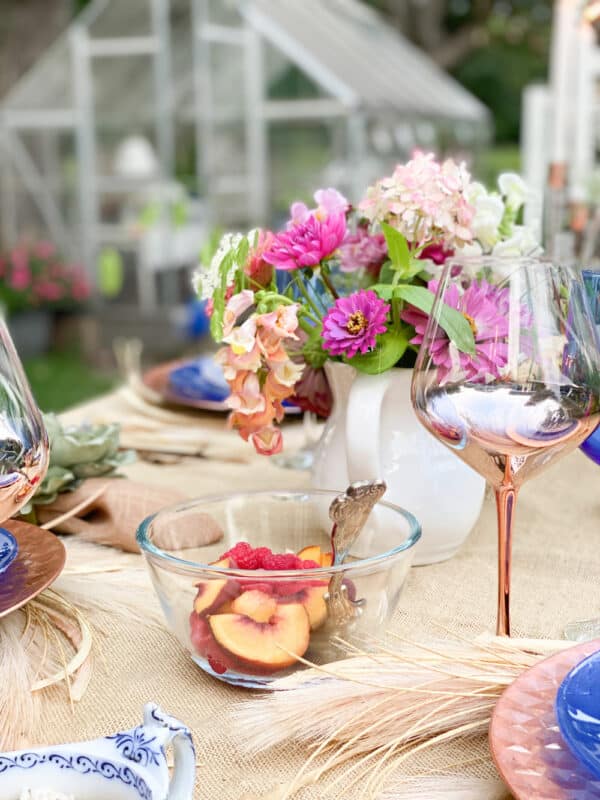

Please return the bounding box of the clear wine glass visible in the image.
[411,257,600,636]
[0,317,49,525]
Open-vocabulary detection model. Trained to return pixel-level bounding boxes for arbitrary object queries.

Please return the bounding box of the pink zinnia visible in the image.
[263,212,346,271]
[402,279,510,382]
[322,289,390,359]
[339,226,387,275]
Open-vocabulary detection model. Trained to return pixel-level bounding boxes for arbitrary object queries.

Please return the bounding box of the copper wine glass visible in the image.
[411,257,600,636]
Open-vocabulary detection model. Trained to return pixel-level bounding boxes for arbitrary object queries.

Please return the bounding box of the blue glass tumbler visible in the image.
[580,269,600,464]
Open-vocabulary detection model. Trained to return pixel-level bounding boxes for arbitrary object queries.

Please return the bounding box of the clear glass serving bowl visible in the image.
[137,489,421,688]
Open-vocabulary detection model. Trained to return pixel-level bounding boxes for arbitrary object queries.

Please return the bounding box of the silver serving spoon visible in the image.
[323,479,387,628]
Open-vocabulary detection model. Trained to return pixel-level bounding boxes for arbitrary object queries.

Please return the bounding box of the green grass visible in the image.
[472,145,521,187]
[23,348,118,413]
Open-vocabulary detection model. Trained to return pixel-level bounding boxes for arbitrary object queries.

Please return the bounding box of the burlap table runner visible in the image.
[35,391,600,798]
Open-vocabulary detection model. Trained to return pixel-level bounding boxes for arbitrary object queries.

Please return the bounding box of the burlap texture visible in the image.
[35,392,600,798]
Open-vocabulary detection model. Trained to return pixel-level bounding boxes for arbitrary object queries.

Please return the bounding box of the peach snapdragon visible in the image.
[217,291,303,456]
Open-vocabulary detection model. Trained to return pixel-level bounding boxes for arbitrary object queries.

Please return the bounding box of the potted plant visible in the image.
[0,242,91,357]
[193,152,539,564]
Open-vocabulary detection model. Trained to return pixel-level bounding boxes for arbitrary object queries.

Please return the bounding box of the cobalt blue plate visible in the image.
[0,528,18,575]
[556,649,600,779]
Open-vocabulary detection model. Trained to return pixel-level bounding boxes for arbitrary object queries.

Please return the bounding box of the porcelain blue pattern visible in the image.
[0,528,18,575]
[0,703,195,800]
[556,649,600,780]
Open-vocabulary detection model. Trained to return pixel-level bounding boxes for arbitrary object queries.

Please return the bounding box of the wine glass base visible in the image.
[272,448,315,471]
[564,618,600,642]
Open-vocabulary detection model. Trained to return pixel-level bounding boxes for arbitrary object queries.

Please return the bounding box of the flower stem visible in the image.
[294,274,323,320]
[320,270,339,301]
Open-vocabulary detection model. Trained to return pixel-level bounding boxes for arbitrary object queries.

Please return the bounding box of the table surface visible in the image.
[39,390,600,799]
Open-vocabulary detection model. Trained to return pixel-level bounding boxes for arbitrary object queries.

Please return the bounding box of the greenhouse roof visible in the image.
[0,0,489,126]
[241,0,489,122]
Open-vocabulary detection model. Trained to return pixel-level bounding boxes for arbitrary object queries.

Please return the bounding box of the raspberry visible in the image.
[301,559,320,569]
[261,552,301,570]
[221,542,259,569]
[254,547,273,568]
[237,580,274,594]
[207,655,228,675]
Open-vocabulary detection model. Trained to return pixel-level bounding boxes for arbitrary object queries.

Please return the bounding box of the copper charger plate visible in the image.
[0,520,66,617]
[490,639,600,799]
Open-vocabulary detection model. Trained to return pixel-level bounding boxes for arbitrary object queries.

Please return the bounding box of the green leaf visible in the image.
[381,222,411,272]
[302,326,327,368]
[378,261,395,285]
[344,329,409,375]
[210,287,226,340]
[392,285,476,356]
[236,236,249,267]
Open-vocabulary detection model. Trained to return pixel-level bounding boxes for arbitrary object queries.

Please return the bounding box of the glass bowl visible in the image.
[137,489,421,688]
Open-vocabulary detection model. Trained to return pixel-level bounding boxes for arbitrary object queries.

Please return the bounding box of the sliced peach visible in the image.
[297,545,322,563]
[193,558,240,616]
[280,584,328,630]
[208,603,310,672]
[231,590,278,623]
[297,545,333,568]
[189,611,233,674]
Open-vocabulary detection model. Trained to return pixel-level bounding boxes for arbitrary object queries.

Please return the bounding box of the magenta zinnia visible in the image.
[263,212,346,271]
[322,289,390,359]
[402,279,509,382]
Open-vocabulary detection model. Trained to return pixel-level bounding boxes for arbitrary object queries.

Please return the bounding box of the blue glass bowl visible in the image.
[0,528,18,575]
[556,648,600,779]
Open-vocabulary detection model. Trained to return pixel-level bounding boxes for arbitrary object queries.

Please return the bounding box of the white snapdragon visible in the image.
[192,232,244,301]
[498,172,527,210]
[465,182,505,253]
[491,225,542,258]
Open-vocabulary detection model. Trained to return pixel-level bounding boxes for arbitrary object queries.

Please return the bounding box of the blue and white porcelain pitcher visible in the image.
[0,704,195,799]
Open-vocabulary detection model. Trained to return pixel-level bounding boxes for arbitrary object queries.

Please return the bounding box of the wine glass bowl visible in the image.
[411,257,600,635]
[0,319,49,525]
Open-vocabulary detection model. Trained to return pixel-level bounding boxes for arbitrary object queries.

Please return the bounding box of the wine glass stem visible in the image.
[495,483,518,637]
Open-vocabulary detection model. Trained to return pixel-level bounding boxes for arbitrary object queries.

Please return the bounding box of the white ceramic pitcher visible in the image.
[0,704,195,800]
[311,362,486,565]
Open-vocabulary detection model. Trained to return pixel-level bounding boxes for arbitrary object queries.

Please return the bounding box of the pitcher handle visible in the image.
[345,371,390,482]
[143,704,195,800]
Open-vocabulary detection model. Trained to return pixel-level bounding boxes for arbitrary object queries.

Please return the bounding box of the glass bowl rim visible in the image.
[136,488,422,577]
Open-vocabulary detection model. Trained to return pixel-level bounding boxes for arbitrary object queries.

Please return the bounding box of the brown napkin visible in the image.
[34,478,224,554]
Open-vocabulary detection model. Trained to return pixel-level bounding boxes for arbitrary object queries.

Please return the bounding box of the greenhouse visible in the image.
[0,0,490,310]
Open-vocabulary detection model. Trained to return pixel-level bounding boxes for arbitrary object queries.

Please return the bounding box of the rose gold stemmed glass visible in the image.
[411,257,600,636]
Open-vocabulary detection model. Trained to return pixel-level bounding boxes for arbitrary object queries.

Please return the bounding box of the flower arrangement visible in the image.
[0,242,91,316]
[193,151,538,455]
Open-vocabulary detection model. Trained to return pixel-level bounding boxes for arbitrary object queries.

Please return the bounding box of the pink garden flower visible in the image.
[263,213,347,271]
[401,279,510,382]
[339,225,387,274]
[359,151,475,250]
[244,229,274,288]
[222,290,255,338]
[291,365,332,418]
[290,188,348,227]
[250,426,283,456]
[322,289,390,359]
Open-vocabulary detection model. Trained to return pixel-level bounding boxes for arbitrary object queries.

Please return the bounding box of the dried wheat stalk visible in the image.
[234,633,569,799]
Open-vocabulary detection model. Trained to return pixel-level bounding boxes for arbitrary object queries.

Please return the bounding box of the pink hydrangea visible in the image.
[401,279,510,382]
[263,212,347,271]
[322,289,390,359]
[339,226,387,275]
[359,151,475,250]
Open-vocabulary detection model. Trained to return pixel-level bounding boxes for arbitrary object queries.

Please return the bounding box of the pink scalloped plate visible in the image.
[490,640,600,799]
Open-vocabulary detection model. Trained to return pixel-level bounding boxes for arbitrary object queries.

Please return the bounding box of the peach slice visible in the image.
[193,558,240,616]
[297,545,333,568]
[231,589,278,623]
[280,584,328,630]
[208,603,310,672]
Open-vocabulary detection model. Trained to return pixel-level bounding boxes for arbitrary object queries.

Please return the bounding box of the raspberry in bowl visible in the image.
[137,490,421,688]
